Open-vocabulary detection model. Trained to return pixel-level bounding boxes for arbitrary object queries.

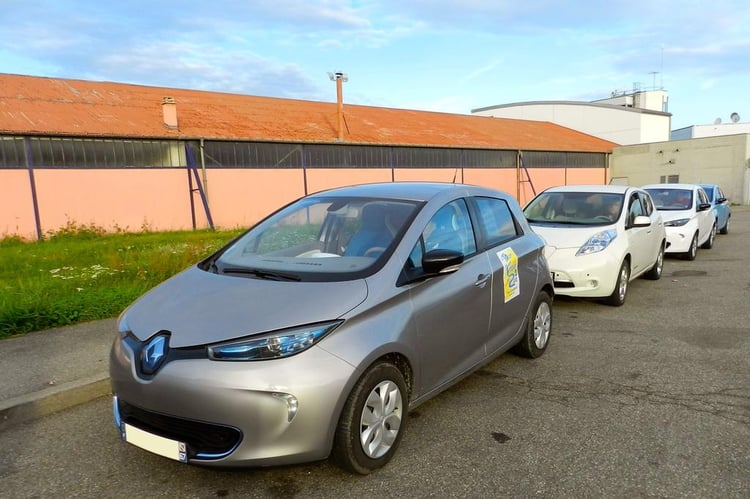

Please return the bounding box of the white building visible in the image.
[472,89,671,146]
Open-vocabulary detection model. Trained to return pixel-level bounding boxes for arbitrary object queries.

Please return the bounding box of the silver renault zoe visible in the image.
[110,182,553,474]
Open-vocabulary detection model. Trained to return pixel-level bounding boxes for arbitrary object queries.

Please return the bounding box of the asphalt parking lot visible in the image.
[1,208,748,498]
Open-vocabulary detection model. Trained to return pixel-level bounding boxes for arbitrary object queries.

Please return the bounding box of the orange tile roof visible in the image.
[0,73,616,152]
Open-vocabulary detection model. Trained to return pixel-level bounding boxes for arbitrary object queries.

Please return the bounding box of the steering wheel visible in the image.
[364,246,386,258]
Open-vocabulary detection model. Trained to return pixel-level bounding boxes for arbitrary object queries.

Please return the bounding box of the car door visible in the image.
[637,190,664,264]
[624,192,652,275]
[405,199,493,395]
[695,188,714,243]
[714,186,729,230]
[470,196,536,356]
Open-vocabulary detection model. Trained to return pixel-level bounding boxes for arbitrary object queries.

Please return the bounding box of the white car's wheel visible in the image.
[332,361,408,474]
[701,223,716,249]
[683,233,698,261]
[605,259,630,306]
[644,243,664,280]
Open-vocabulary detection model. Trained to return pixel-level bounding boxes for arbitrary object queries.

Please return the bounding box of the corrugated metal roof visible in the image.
[0,73,617,152]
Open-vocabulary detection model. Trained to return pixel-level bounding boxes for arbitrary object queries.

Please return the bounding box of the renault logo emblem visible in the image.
[141,333,169,374]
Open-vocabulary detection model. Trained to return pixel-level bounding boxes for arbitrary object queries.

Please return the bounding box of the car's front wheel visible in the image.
[513,290,552,358]
[683,233,698,260]
[332,361,408,474]
[605,259,630,306]
[719,217,729,235]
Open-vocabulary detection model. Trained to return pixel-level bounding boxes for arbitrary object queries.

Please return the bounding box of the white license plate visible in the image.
[123,423,187,463]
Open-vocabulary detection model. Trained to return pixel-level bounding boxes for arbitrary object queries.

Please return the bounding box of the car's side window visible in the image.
[473,196,519,248]
[405,199,476,275]
[697,189,709,205]
[627,194,644,226]
[639,192,654,216]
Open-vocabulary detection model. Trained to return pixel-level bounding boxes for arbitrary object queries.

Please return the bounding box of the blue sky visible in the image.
[1,0,748,130]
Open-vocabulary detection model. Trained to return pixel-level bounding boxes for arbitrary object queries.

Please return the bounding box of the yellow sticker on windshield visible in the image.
[497,247,520,302]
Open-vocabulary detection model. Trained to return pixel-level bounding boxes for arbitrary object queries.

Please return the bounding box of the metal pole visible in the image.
[23,138,43,240]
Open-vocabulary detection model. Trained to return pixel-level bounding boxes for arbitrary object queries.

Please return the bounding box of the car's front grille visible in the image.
[118,399,242,459]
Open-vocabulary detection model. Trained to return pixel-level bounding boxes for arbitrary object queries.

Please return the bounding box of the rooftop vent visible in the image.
[161,96,178,129]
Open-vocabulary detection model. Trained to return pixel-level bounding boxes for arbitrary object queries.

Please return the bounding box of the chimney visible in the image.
[328,72,348,140]
[161,96,178,129]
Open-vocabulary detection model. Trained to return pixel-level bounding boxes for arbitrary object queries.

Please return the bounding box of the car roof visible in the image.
[540,184,632,194]
[309,181,509,203]
[642,183,702,190]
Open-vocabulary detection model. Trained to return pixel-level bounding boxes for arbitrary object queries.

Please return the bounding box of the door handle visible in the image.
[475,274,490,288]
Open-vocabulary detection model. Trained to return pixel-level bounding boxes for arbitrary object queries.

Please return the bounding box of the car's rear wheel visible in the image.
[332,361,408,474]
[683,233,698,260]
[701,223,716,249]
[513,290,552,358]
[644,243,664,280]
[605,259,630,306]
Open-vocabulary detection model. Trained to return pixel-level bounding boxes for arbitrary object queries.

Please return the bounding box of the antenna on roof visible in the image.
[730,112,741,123]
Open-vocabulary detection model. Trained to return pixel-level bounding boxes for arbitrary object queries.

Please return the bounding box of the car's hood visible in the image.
[121,266,368,348]
[657,209,693,223]
[530,224,614,250]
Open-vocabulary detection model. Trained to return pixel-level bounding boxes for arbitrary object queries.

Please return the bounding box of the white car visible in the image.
[642,183,716,260]
[524,185,666,306]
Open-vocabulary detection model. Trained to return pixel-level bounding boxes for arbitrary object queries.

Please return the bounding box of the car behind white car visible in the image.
[642,183,716,260]
[524,185,666,306]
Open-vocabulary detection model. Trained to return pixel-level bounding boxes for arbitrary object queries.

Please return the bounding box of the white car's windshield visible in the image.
[212,196,420,280]
[644,188,693,210]
[524,192,624,225]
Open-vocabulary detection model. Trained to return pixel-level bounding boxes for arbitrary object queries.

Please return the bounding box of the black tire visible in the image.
[605,259,630,306]
[701,223,716,249]
[719,217,729,235]
[332,362,408,474]
[682,233,698,260]
[644,242,664,280]
[513,290,552,358]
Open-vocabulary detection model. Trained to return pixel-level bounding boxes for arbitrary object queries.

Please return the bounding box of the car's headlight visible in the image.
[665,218,690,227]
[207,321,342,361]
[576,229,617,256]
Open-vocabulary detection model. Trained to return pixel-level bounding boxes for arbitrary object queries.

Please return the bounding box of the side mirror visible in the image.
[423,249,464,275]
[632,215,651,227]
[717,197,727,204]
[697,203,711,212]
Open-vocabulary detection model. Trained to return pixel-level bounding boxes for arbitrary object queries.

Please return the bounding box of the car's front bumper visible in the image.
[663,224,697,253]
[109,334,356,467]
[546,246,621,298]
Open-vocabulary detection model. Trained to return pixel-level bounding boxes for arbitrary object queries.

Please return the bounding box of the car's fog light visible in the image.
[272,392,299,422]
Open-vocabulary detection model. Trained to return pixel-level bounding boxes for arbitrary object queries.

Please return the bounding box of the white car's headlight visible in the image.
[664,218,690,227]
[208,321,342,361]
[576,229,617,256]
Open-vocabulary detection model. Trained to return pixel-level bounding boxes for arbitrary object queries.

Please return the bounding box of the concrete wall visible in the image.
[610,134,750,204]
[0,165,609,239]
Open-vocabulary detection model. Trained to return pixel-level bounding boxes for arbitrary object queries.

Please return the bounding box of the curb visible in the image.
[0,374,110,431]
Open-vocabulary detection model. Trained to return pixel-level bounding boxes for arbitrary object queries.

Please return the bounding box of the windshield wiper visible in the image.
[222,267,301,281]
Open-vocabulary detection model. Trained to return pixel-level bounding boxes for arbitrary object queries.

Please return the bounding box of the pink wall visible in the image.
[205,169,305,229]
[306,168,393,194]
[0,170,36,237]
[34,169,194,234]
[2,166,608,239]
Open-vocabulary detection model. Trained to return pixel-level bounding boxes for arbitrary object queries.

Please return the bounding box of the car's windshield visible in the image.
[524,192,624,225]
[211,196,420,280]
[644,188,693,210]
